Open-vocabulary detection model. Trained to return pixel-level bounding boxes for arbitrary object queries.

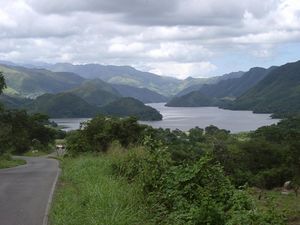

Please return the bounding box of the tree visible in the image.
[0,71,6,95]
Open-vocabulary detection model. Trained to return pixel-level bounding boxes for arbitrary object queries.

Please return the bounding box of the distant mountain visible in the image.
[112,84,168,103]
[0,64,85,98]
[199,67,274,98]
[100,97,162,121]
[229,60,300,117]
[67,79,121,107]
[4,92,163,120]
[166,91,215,107]
[176,71,245,97]
[0,94,32,109]
[45,63,181,96]
[25,93,99,118]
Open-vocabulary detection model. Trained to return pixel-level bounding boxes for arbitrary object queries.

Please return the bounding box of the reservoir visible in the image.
[52,103,280,133]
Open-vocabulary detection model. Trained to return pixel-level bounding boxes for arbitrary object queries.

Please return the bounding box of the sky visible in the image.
[0,0,300,79]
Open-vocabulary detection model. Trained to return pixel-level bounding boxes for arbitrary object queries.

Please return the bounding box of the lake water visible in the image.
[51,103,280,133]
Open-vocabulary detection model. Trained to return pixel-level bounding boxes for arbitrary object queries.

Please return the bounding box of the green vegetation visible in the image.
[100,97,162,121]
[251,189,300,225]
[228,61,300,117]
[68,79,121,107]
[0,74,63,161]
[50,154,152,225]
[167,67,272,107]
[47,63,183,96]
[112,84,168,103]
[21,93,162,120]
[57,114,300,224]
[0,64,84,98]
[25,93,99,118]
[199,67,272,99]
[0,154,26,169]
[166,91,215,107]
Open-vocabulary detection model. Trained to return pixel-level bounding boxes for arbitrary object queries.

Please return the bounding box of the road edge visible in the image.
[42,159,61,225]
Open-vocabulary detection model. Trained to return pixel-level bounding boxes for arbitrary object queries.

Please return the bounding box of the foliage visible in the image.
[100,97,162,121]
[0,64,84,98]
[166,91,216,107]
[62,113,300,224]
[68,79,121,107]
[0,154,26,169]
[66,116,146,155]
[230,60,300,117]
[111,143,284,224]
[50,155,152,225]
[25,93,100,118]
[0,71,7,95]
[0,108,57,154]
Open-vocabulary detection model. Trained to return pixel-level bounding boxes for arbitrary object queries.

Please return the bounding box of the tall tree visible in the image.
[0,71,6,94]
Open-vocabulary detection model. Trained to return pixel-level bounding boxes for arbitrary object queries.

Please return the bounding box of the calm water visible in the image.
[51,103,280,133]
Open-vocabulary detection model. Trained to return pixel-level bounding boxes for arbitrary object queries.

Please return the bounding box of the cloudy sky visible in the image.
[0,0,300,79]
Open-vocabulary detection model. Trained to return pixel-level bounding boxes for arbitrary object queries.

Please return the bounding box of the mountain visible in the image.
[166,67,274,107]
[229,60,300,117]
[45,63,181,96]
[0,64,85,98]
[0,94,32,109]
[68,79,121,106]
[176,71,245,97]
[100,97,162,121]
[199,67,274,98]
[25,93,99,118]
[8,93,163,120]
[166,91,217,107]
[112,84,168,103]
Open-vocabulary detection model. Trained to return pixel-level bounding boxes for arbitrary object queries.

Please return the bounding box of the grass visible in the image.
[50,154,153,225]
[251,188,300,225]
[0,155,26,169]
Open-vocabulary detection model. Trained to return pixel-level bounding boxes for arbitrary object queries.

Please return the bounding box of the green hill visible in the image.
[25,93,99,118]
[100,97,162,121]
[230,60,300,117]
[112,84,168,103]
[0,64,85,98]
[176,71,245,97]
[199,67,274,98]
[10,93,162,120]
[0,94,32,109]
[166,91,215,107]
[68,79,121,106]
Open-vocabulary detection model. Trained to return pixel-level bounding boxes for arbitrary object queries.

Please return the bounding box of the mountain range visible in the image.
[1,59,299,119]
[167,60,300,118]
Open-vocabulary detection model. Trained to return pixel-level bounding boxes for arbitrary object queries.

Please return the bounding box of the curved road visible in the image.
[0,156,59,225]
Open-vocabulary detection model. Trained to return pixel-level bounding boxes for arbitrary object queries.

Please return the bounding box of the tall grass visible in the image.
[50,151,152,225]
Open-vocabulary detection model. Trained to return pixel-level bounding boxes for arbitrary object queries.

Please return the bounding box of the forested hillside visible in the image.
[0,64,84,98]
[230,61,300,117]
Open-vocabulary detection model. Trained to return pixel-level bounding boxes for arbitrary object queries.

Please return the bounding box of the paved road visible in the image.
[0,156,59,225]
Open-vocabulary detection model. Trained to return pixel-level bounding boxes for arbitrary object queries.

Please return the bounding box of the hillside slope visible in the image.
[166,91,215,107]
[25,93,99,118]
[199,67,274,98]
[230,61,300,117]
[0,64,85,98]
[46,63,181,96]
[100,97,162,121]
[112,84,167,103]
[68,79,121,106]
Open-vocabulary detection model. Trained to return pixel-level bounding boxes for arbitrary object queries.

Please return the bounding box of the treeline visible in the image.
[0,72,64,156]
[66,114,300,224]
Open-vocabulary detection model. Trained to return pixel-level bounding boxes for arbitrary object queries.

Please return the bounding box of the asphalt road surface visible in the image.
[0,156,59,225]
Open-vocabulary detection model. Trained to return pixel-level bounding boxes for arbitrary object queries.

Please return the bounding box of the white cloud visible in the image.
[0,0,299,78]
[148,61,217,79]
